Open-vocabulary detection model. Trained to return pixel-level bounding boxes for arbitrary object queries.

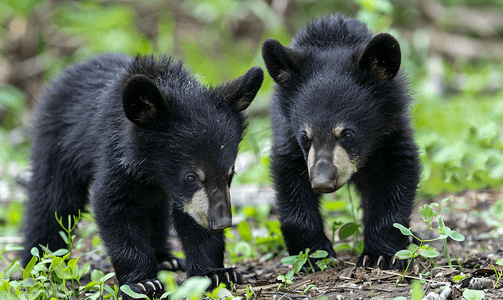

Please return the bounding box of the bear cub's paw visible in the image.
[357,253,406,270]
[205,268,243,289]
[158,257,186,272]
[123,278,163,300]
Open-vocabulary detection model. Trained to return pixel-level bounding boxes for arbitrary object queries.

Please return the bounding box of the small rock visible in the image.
[468,277,492,290]
[423,292,440,300]
[439,284,452,300]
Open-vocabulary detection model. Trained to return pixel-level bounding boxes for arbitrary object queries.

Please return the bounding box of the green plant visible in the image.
[276,248,334,291]
[327,185,363,254]
[276,273,293,291]
[225,205,284,264]
[394,198,465,283]
[493,259,503,288]
[453,274,467,282]
[281,249,331,275]
[244,285,254,299]
[462,289,485,300]
[55,210,81,258]
[0,211,118,300]
[302,284,316,295]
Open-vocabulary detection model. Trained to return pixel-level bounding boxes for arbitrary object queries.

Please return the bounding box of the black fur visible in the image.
[22,53,263,296]
[262,15,420,269]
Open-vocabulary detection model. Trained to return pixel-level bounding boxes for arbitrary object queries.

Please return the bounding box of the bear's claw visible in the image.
[357,253,406,270]
[123,279,163,300]
[205,268,242,289]
[158,257,186,272]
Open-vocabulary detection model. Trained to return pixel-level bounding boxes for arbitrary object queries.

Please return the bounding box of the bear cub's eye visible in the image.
[185,173,197,183]
[300,134,311,148]
[343,131,354,141]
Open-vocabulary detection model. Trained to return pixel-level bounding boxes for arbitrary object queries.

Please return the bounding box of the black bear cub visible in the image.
[22,53,264,298]
[262,14,420,269]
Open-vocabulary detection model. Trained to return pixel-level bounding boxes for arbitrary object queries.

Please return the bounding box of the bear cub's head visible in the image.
[263,33,408,194]
[120,57,264,232]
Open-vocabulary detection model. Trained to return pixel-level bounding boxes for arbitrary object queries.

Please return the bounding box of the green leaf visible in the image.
[285,270,294,280]
[59,231,69,244]
[67,258,79,270]
[52,249,69,256]
[419,248,440,258]
[339,222,360,239]
[438,216,446,231]
[103,285,116,297]
[101,272,116,283]
[309,250,328,259]
[281,253,298,266]
[393,223,412,236]
[30,247,40,258]
[120,285,149,299]
[170,276,210,300]
[22,256,37,280]
[462,289,485,300]
[302,284,316,295]
[237,221,253,242]
[82,281,99,293]
[91,269,105,282]
[294,258,307,274]
[448,230,465,241]
[418,204,438,221]
[395,250,412,259]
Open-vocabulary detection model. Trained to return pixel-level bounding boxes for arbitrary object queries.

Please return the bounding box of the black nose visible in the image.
[311,176,336,193]
[310,158,337,193]
[208,201,232,232]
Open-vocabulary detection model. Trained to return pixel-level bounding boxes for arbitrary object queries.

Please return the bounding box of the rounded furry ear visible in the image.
[215,66,264,112]
[122,74,166,125]
[358,33,401,79]
[262,39,304,84]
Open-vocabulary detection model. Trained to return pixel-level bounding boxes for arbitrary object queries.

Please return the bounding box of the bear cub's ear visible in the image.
[262,39,305,84]
[357,33,401,80]
[215,66,264,112]
[122,74,166,125]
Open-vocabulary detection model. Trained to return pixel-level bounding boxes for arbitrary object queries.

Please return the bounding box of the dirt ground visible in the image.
[223,189,503,300]
[132,189,503,299]
[1,189,502,299]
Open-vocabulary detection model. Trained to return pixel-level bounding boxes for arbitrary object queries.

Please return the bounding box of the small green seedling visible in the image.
[302,284,317,295]
[493,259,503,288]
[330,185,363,254]
[245,285,254,299]
[453,274,467,282]
[281,248,332,274]
[55,210,82,258]
[393,198,465,283]
[278,248,335,291]
[276,272,293,291]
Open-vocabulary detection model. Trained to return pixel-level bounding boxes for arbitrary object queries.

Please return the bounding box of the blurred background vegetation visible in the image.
[1,0,503,236]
